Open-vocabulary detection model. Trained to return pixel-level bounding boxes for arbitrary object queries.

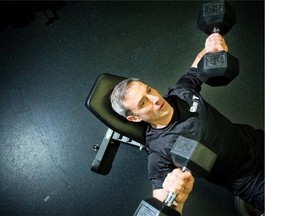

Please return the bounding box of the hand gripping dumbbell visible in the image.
[197,0,239,86]
[133,136,218,216]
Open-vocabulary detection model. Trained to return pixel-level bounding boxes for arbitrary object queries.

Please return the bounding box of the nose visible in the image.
[148,94,160,105]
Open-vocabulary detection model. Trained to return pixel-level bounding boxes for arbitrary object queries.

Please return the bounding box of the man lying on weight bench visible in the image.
[110,33,264,215]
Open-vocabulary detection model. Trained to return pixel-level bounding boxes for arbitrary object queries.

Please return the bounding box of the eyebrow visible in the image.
[137,85,149,108]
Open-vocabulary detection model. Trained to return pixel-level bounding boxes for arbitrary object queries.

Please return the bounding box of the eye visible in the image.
[141,99,147,107]
[147,87,152,93]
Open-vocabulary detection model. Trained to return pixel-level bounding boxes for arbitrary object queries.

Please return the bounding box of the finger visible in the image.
[206,33,222,42]
[206,39,228,52]
[164,177,186,193]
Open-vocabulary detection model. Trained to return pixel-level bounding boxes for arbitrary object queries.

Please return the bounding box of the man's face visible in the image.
[122,81,172,126]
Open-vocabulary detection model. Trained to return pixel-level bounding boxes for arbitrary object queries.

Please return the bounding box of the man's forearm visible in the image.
[191,48,206,68]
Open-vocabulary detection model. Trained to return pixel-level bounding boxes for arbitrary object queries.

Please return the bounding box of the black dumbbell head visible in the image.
[134,198,181,216]
[171,136,217,177]
[197,0,236,35]
[197,51,239,86]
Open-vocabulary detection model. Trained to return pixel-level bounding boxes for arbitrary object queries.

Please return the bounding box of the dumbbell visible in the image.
[197,0,239,87]
[133,136,217,216]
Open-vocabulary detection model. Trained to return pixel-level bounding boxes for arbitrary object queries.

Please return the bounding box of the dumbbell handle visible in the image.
[163,191,177,207]
[212,27,221,34]
[163,167,188,207]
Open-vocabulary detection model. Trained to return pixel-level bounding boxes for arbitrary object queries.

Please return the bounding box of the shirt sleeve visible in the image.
[147,152,174,190]
[168,67,202,94]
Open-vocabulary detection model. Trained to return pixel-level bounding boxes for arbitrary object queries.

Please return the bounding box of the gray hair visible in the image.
[110,78,139,118]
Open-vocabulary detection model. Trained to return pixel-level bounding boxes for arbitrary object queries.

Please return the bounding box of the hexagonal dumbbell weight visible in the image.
[134,136,217,216]
[197,0,239,87]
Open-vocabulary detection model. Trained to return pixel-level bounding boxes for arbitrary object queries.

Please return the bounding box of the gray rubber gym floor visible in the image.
[0,1,264,215]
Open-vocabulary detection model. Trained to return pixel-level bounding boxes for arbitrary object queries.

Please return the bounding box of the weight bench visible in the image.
[85,73,148,175]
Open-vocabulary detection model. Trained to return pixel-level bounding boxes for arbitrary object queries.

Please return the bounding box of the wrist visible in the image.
[191,48,206,68]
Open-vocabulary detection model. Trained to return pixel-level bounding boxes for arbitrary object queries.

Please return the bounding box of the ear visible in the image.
[126,115,142,122]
